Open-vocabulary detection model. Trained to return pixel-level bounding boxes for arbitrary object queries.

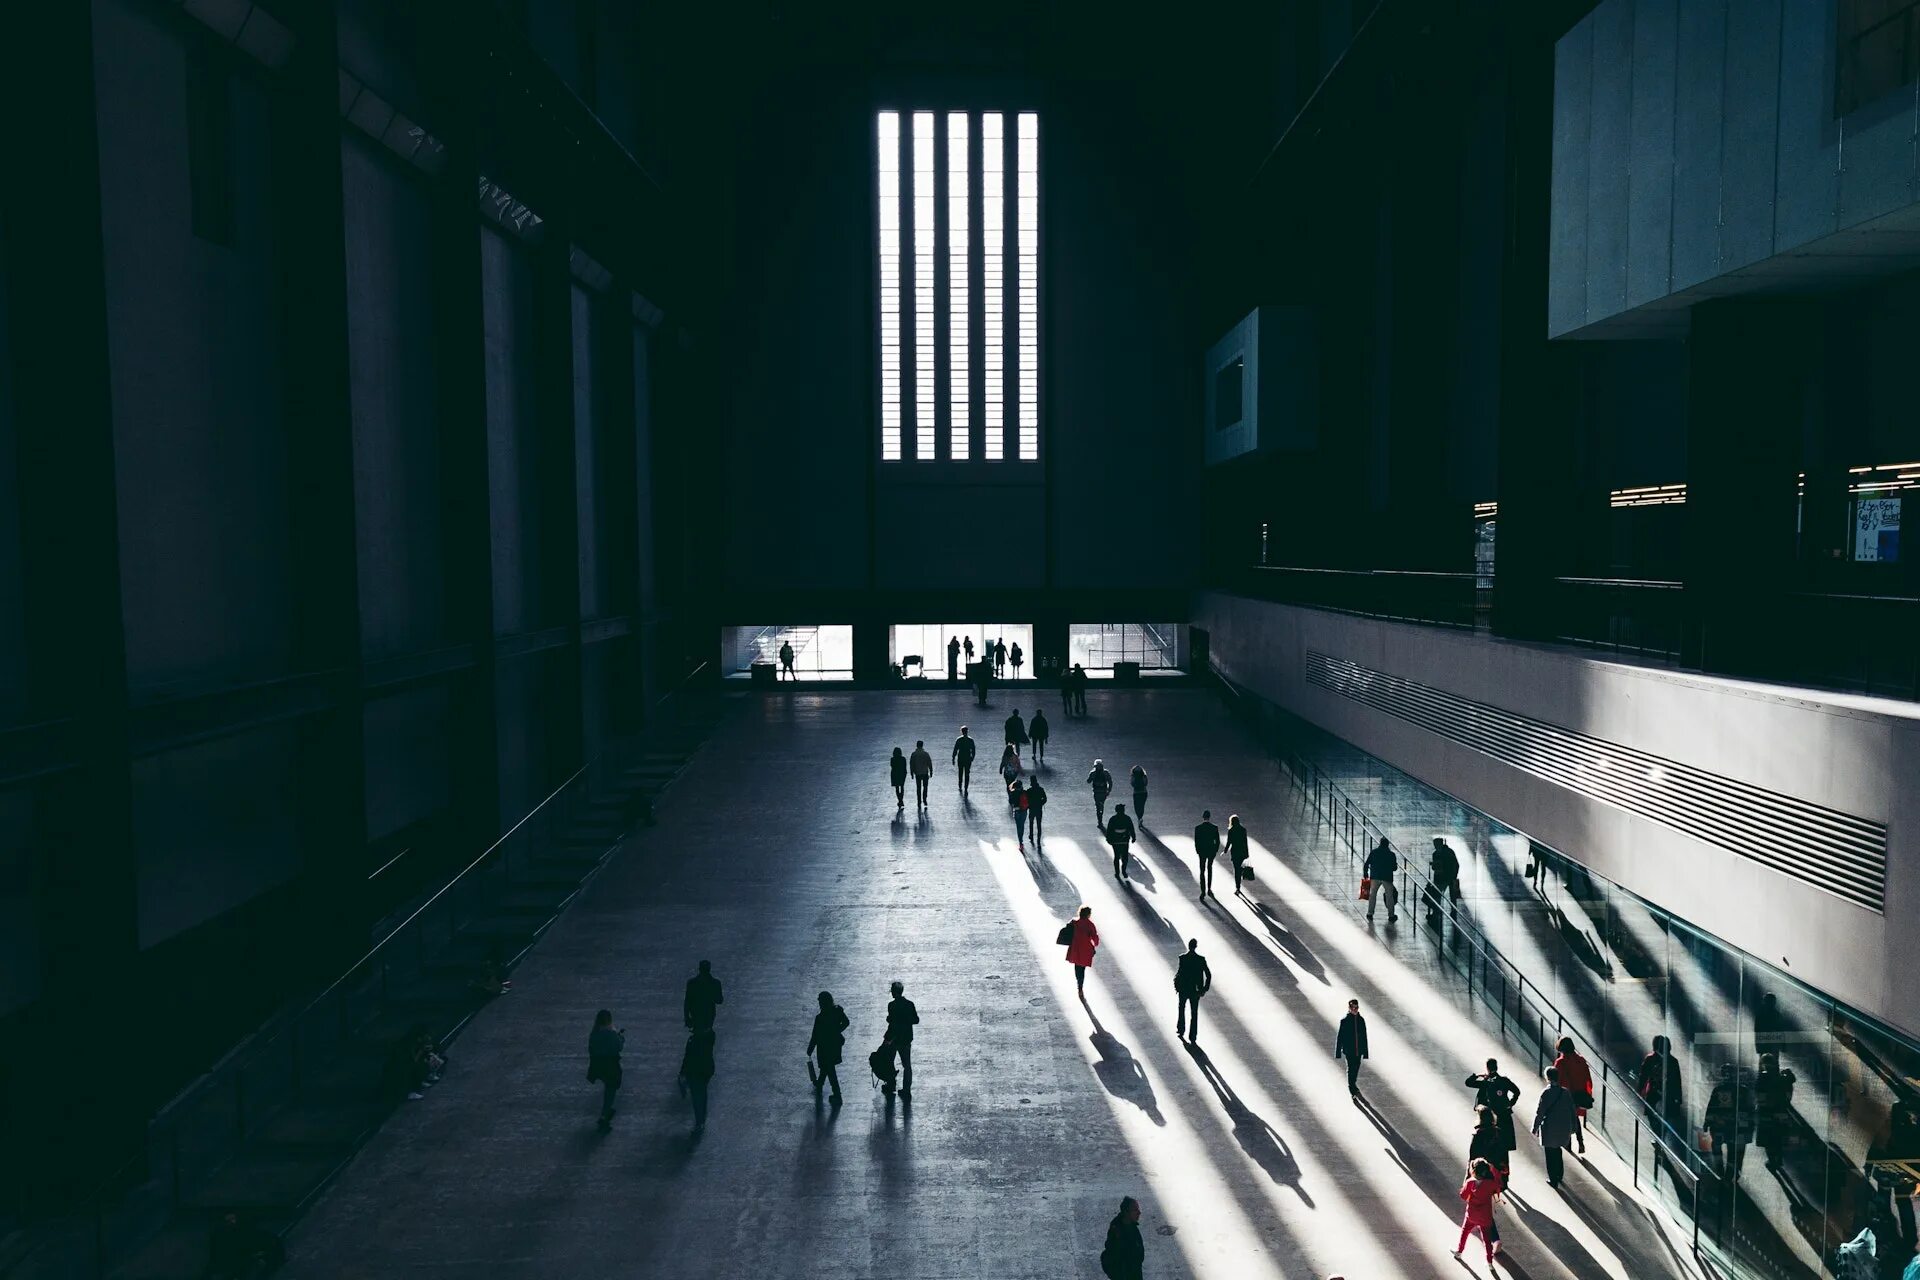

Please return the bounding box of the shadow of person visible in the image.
[1184,1043,1312,1205]
[1508,1192,1623,1280]
[1354,1094,1485,1223]
[1113,882,1183,948]
[1126,847,1157,892]
[1249,901,1330,985]
[913,812,933,841]
[890,810,908,842]
[1086,1011,1165,1127]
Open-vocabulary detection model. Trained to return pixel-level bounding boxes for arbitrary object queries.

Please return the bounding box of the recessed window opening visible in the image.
[889,624,1034,680]
[722,626,855,680]
[1068,624,1183,674]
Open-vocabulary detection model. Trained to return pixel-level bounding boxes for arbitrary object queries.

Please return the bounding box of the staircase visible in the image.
[3,693,727,1280]
[748,625,817,668]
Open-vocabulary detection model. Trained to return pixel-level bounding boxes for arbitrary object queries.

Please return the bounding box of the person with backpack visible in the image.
[587,1010,624,1131]
[1173,939,1212,1042]
[951,726,977,796]
[1028,707,1049,762]
[1088,759,1114,824]
[1193,810,1220,900]
[1225,814,1251,894]
[889,747,908,810]
[1100,1197,1145,1280]
[1363,838,1399,922]
[909,740,933,808]
[1129,765,1149,827]
[1532,1065,1578,1188]
[807,992,850,1105]
[1105,805,1137,881]
[1000,744,1023,791]
[1010,779,1030,850]
[1064,906,1100,994]
[1552,1035,1594,1154]
[1334,998,1369,1098]
[1465,1058,1522,1171]
[885,981,919,1098]
[1426,837,1461,926]
[1026,776,1048,844]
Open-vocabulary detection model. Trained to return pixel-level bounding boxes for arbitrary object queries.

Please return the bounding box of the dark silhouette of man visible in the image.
[1029,708,1049,761]
[1004,708,1028,749]
[1105,804,1137,880]
[778,640,796,680]
[885,980,919,1097]
[1026,776,1048,843]
[680,1029,716,1133]
[1193,810,1220,900]
[993,638,1008,676]
[951,726,976,794]
[1088,759,1114,823]
[685,960,723,1031]
[1070,664,1089,714]
[947,635,961,681]
[909,740,933,807]
[1427,836,1461,925]
[1101,1197,1145,1280]
[588,1010,625,1130]
[1174,939,1212,1041]
[1334,998,1369,1097]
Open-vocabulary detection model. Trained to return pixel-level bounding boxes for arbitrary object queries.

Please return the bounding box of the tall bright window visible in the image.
[876,109,1038,464]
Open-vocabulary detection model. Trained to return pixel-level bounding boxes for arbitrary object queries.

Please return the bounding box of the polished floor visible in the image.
[282,688,1703,1279]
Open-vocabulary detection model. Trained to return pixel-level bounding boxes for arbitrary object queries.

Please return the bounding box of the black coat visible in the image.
[886,996,919,1045]
[1465,1072,1522,1151]
[1334,1013,1368,1060]
[1101,1215,1145,1280]
[808,1006,850,1068]
[1174,951,1212,996]
[1194,821,1220,857]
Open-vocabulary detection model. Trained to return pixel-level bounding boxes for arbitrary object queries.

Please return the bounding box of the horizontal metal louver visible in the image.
[1305,651,1889,913]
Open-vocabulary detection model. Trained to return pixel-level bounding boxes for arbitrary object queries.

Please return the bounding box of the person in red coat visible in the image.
[1066,906,1099,994]
[1453,1158,1502,1264]
[1553,1035,1594,1155]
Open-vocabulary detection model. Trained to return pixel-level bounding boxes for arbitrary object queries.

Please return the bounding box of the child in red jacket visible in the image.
[1454,1158,1502,1263]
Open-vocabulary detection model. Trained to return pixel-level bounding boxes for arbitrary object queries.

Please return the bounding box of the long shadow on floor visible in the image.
[1086,1005,1165,1126]
[1185,1043,1312,1205]
[1249,901,1329,986]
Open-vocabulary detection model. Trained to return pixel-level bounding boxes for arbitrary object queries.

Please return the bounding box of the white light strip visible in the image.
[982,113,1004,461]
[947,113,970,461]
[913,113,936,461]
[1016,112,1039,462]
[877,112,901,462]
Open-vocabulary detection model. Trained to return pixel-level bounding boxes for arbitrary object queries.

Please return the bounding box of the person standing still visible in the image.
[1101,1197,1145,1280]
[587,1010,624,1131]
[1028,708,1049,762]
[1070,664,1089,715]
[1010,641,1024,680]
[886,981,919,1098]
[964,636,975,669]
[1174,939,1212,1042]
[1334,999,1369,1098]
[1532,1066,1577,1188]
[1105,804,1137,881]
[685,960,724,1032]
[1066,906,1100,993]
[947,635,961,682]
[909,740,933,808]
[993,638,1008,677]
[1193,810,1220,900]
[1363,838,1400,922]
[680,1029,716,1134]
[889,747,908,810]
[1129,765,1149,827]
[1225,815,1251,895]
[952,726,976,795]
[1026,776,1048,844]
[808,992,850,1105]
[779,640,796,681]
[1059,668,1073,714]
[1088,759,1114,824]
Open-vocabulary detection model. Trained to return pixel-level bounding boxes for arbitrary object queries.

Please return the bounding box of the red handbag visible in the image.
[1359,876,1373,901]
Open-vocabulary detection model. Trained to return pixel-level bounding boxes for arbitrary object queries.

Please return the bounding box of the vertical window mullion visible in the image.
[877,112,901,462]
[947,112,970,462]
[913,112,936,462]
[981,113,1004,461]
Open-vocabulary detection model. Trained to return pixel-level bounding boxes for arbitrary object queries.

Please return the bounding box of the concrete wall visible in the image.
[1196,590,1920,1037]
[1552,0,1920,338]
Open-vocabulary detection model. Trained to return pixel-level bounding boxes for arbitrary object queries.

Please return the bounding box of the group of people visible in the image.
[806,981,919,1105]
[587,960,726,1134]
[945,634,1025,681]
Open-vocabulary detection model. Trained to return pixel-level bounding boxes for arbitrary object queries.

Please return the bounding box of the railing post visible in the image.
[1634,1117,1641,1187]
[1600,1062,1608,1127]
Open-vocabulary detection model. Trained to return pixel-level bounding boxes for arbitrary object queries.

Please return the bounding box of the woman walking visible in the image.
[1225,815,1251,894]
[1453,1157,1503,1264]
[1130,765,1150,827]
[1065,906,1100,994]
[807,992,850,1105]
[1000,743,1023,791]
[889,747,908,810]
[1465,1058,1523,1173]
[1552,1036,1594,1154]
[1469,1105,1510,1188]
[1010,778,1030,851]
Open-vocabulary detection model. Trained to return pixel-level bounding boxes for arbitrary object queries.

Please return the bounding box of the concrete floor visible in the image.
[282,688,1704,1279]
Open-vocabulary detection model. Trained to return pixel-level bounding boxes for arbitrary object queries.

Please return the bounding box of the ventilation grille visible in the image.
[1305,651,1889,913]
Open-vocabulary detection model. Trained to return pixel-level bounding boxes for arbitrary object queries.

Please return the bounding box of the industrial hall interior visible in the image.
[7,1,1920,1278]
